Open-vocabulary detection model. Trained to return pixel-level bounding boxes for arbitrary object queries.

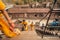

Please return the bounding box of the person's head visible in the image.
[23,20,25,22]
[55,18,58,21]
[19,21,22,23]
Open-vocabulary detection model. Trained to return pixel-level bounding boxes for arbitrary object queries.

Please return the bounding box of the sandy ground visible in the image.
[0,30,60,40]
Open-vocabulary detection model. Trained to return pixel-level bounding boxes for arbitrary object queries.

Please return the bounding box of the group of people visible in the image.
[19,20,34,31]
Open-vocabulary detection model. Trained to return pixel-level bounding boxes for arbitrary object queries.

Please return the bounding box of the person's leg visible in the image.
[0,35,2,38]
[25,26,28,31]
[31,26,34,31]
[0,31,2,38]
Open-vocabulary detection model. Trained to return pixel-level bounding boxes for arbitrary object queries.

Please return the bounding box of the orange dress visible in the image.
[30,23,34,31]
[0,0,6,10]
[22,22,28,31]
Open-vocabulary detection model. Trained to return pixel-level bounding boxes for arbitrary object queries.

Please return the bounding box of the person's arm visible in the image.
[0,0,15,28]
[2,10,10,21]
[2,10,15,28]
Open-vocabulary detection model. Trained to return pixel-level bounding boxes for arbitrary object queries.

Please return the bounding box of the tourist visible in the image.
[51,19,59,26]
[30,22,34,31]
[41,23,45,29]
[21,20,28,31]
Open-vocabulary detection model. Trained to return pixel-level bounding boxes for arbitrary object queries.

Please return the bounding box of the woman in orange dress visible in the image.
[22,20,28,31]
[30,22,34,31]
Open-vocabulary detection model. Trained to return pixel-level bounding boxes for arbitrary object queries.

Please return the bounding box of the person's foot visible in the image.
[0,36,2,38]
